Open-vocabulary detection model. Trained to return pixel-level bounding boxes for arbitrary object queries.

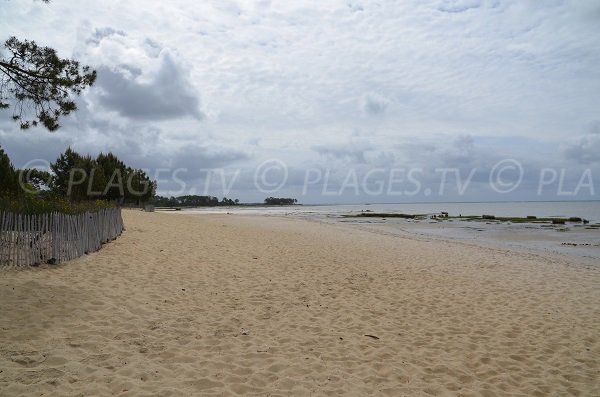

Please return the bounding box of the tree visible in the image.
[0,36,96,131]
[264,197,298,205]
[68,155,107,201]
[125,168,156,205]
[0,145,19,194]
[19,168,52,192]
[49,148,156,204]
[97,152,127,200]
[50,147,81,196]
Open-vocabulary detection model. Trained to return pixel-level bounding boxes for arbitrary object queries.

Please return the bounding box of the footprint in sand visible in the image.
[16,368,64,385]
[9,351,46,367]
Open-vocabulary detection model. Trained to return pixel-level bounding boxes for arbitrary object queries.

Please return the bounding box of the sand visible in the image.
[1,210,598,396]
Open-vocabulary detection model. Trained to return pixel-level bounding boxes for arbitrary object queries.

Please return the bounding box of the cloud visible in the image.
[0,129,72,169]
[85,27,126,46]
[396,134,479,168]
[437,0,482,13]
[360,93,390,116]
[313,139,374,164]
[85,29,204,121]
[95,56,203,121]
[163,144,249,170]
[563,127,600,164]
[589,120,600,135]
[560,120,600,164]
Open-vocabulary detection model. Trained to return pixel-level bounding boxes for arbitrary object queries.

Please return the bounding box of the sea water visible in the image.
[184,201,600,223]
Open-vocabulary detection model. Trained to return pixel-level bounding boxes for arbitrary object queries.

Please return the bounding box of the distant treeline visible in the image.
[0,146,155,214]
[150,195,299,207]
[264,197,298,205]
[151,195,240,207]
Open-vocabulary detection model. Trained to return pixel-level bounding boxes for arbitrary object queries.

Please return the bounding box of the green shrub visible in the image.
[0,194,113,215]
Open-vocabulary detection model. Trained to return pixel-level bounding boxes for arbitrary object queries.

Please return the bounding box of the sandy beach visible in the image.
[1,210,598,396]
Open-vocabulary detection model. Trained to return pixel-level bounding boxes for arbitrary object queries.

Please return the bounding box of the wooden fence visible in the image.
[0,208,123,267]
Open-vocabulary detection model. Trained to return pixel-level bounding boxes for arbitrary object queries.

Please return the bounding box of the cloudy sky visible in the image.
[1,0,599,203]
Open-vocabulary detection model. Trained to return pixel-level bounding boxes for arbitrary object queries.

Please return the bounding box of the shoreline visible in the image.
[176,209,600,266]
[331,217,600,266]
[1,210,599,395]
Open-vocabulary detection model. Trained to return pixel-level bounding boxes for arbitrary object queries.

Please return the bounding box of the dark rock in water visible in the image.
[552,219,566,225]
[527,215,537,219]
[583,219,589,224]
[568,217,582,222]
[482,215,495,220]
[357,213,416,219]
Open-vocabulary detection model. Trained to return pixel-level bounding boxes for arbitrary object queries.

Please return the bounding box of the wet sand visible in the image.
[333,217,600,263]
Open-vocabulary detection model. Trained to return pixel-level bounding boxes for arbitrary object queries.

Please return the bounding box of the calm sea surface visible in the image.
[184,201,600,223]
